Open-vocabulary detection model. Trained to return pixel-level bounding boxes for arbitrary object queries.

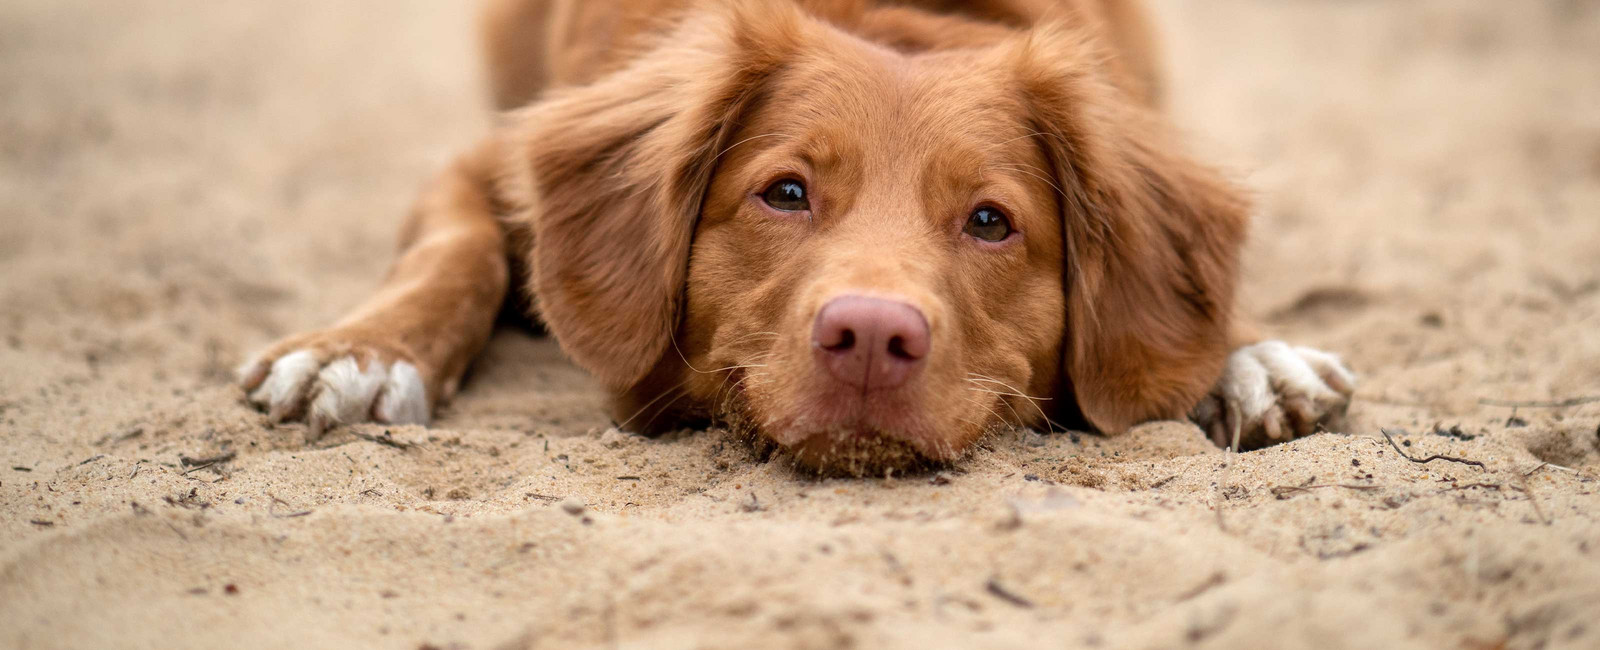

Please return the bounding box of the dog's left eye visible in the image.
[964,207,1013,242]
[760,179,809,212]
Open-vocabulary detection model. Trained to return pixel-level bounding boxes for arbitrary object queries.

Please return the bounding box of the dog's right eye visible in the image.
[964,206,1013,242]
[760,179,809,212]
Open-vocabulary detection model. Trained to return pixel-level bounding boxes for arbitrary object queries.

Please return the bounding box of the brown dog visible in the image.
[238,0,1355,473]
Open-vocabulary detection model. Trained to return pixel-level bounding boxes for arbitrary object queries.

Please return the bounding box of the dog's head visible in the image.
[510,3,1246,473]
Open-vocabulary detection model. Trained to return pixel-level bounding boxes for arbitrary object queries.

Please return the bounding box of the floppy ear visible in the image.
[500,4,806,390]
[1015,25,1249,433]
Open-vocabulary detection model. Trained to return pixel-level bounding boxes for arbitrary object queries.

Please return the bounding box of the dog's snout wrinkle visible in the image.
[812,295,929,393]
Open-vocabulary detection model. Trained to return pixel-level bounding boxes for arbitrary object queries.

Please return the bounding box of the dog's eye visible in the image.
[760,179,809,212]
[964,207,1013,242]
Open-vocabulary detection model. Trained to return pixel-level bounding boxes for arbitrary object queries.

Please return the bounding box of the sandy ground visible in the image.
[2,1,1598,648]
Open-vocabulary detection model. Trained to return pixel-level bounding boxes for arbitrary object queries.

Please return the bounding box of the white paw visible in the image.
[1191,340,1355,447]
[239,348,429,437]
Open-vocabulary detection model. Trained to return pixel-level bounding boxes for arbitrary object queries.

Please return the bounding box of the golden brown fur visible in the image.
[242,0,1266,472]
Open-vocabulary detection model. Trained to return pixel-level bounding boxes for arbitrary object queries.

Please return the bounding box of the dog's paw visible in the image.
[1191,340,1355,448]
[236,332,431,438]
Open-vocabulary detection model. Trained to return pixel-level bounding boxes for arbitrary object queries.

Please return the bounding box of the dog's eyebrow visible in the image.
[993,130,1060,147]
[714,132,793,164]
[986,162,1065,201]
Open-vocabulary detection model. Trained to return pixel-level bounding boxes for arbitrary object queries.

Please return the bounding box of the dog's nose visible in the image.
[812,295,930,392]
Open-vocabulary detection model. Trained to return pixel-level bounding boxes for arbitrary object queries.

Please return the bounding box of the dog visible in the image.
[237,0,1356,473]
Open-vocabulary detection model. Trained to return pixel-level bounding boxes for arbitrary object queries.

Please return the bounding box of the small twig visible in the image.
[267,492,312,518]
[1175,572,1227,602]
[76,454,106,467]
[1517,475,1551,525]
[1364,396,1430,408]
[1477,396,1599,409]
[1215,413,1242,532]
[180,451,236,467]
[1523,462,1576,477]
[180,451,236,475]
[1379,430,1485,470]
[97,426,144,446]
[181,462,222,475]
[615,476,641,481]
[985,577,1035,608]
[1442,482,1503,492]
[1270,484,1382,499]
[351,430,412,450]
[163,487,211,510]
[29,519,55,527]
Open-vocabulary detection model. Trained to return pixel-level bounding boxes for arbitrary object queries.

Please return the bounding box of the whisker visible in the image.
[715,370,769,423]
[709,369,741,408]
[720,331,782,347]
[624,349,766,430]
[965,375,1065,434]
[977,387,1026,430]
[669,327,783,376]
[639,389,689,433]
[966,386,1045,433]
[721,374,756,406]
[988,164,1067,201]
[713,364,761,406]
[713,133,789,164]
[963,382,1053,403]
[617,378,691,429]
[993,130,1060,147]
[962,392,1013,430]
[714,363,767,372]
[964,375,1051,401]
[667,329,709,374]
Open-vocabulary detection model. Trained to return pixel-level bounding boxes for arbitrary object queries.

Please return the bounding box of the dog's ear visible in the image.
[1014,25,1249,434]
[500,4,806,390]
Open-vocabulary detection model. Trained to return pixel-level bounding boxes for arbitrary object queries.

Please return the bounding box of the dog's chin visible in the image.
[783,428,935,477]
[714,370,986,475]
[716,406,941,476]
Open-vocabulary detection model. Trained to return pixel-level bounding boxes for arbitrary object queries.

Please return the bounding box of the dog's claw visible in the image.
[240,341,431,438]
[1193,340,1355,448]
[247,350,320,424]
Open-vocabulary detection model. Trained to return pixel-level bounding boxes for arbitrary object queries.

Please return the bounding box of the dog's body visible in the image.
[480,0,1167,114]
[238,0,1355,472]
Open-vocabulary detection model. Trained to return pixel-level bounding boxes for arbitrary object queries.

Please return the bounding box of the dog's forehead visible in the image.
[758,46,1037,169]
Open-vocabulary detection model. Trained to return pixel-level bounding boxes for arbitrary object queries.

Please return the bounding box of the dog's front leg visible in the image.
[237,141,510,437]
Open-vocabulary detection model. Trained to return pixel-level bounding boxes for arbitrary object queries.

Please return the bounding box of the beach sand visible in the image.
[2,1,1597,648]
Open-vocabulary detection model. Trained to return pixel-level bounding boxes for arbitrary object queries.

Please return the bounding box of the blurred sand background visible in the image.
[2,1,1598,648]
